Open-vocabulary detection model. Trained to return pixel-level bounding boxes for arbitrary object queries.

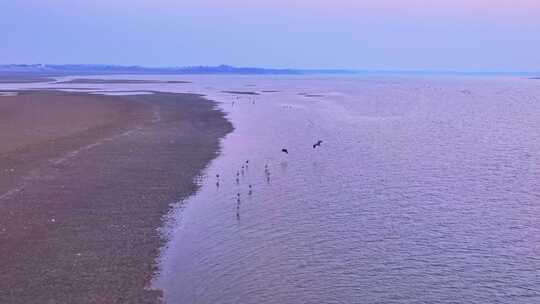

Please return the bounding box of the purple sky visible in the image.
[1,0,539,71]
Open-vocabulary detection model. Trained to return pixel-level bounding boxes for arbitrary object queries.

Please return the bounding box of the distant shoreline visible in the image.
[56,78,191,84]
[0,75,56,83]
[0,89,233,303]
[2,64,538,77]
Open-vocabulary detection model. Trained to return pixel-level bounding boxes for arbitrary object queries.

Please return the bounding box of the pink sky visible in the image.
[2,0,539,71]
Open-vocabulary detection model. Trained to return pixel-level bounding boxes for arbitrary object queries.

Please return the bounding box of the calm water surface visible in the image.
[151,75,540,304]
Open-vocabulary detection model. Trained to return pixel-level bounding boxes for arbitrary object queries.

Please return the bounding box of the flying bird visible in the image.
[313,140,323,148]
[281,148,289,154]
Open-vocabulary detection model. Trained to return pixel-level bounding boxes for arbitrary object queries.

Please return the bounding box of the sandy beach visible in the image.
[0,90,232,303]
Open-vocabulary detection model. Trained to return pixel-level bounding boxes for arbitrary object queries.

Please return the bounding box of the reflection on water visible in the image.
[153,75,540,304]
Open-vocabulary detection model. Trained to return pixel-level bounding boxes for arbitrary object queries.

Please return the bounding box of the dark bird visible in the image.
[281,148,289,154]
[313,140,323,149]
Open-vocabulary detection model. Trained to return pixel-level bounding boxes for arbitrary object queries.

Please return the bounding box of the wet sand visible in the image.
[57,79,191,84]
[30,87,100,90]
[0,90,232,303]
[0,75,54,83]
[222,90,260,95]
[299,92,324,97]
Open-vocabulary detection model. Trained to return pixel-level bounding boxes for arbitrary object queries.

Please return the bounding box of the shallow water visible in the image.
[5,75,540,303]
[153,75,540,304]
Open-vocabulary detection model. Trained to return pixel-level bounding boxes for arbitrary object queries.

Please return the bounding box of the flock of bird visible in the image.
[215,139,324,221]
[223,92,324,220]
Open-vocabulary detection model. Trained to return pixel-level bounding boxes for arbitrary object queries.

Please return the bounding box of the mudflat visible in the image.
[0,75,54,83]
[0,90,232,303]
[222,90,260,95]
[56,79,191,84]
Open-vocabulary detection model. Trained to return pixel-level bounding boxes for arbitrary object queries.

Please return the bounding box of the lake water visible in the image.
[6,75,540,303]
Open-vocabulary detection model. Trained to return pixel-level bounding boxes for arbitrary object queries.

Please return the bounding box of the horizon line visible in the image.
[1,63,539,76]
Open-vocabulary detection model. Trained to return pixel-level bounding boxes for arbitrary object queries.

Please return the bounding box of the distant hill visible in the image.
[0,64,355,76]
[0,64,538,77]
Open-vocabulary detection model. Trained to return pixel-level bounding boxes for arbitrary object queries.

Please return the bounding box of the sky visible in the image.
[1,0,539,72]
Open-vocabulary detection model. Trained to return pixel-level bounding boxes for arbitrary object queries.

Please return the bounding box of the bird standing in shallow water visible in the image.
[281,148,289,154]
